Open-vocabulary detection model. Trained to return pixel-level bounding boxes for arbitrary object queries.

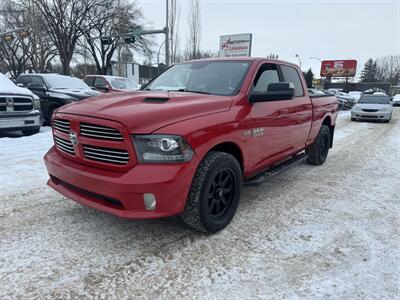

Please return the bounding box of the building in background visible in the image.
[111,62,165,84]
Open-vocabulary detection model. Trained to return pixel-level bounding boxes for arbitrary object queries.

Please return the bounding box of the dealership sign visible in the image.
[219,33,252,57]
[320,60,357,77]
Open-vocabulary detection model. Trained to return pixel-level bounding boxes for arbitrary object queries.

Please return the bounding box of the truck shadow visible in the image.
[0,131,23,138]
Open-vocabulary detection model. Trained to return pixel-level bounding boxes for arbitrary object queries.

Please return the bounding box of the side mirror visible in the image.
[250,82,295,103]
[27,83,47,92]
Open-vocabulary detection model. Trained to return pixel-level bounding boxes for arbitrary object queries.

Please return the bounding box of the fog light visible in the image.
[143,193,156,210]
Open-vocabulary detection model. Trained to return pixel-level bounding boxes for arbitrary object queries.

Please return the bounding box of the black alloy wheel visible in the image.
[207,169,236,220]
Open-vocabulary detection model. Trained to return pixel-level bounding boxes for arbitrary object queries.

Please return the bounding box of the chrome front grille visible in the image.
[80,123,123,141]
[53,119,70,134]
[54,136,75,155]
[83,145,129,165]
[0,96,33,112]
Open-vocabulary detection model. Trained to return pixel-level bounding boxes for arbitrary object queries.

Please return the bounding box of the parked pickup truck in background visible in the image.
[0,73,42,135]
[84,75,140,93]
[44,58,338,233]
[16,74,101,123]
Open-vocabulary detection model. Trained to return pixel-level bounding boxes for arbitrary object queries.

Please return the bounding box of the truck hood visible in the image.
[0,73,36,97]
[58,91,232,133]
[48,88,101,100]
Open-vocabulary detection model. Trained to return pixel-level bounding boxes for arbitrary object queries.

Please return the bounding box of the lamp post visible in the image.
[165,0,170,67]
[309,56,322,62]
[295,54,302,69]
[157,40,166,67]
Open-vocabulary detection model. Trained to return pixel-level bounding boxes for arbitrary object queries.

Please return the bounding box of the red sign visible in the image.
[320,60,357,77]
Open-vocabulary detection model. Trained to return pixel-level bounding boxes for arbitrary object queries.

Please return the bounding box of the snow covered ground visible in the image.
[1,110,399,299]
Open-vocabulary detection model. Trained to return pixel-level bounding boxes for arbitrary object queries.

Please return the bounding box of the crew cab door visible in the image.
[279,64,313,152]
[248,62,292,171]
[248,62,312,172]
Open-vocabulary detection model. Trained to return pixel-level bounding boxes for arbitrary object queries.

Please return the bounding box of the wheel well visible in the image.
[322,116,334,148]
[47,104,60,121]
[210,142,244,172]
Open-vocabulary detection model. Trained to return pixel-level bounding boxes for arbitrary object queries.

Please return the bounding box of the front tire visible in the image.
[306,125,331,165]
[22,127,41,136]
[181,151,242,233]
[45,106,58,125]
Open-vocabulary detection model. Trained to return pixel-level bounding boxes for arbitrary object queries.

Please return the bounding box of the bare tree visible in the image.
[0,0,30,78]
[376,55,400,84]
[186,0,201,60]
[169,0,180,65]
[32,0,105,75]
[21,0,58,73]
[79,0,152,75]
[0,0,57,76]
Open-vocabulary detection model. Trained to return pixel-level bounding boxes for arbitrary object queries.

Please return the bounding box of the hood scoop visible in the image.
[143,97,169,103]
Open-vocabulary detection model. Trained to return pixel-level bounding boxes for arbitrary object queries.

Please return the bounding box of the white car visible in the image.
[351,94,393,123]
[391,94,400,107]
[348,91,363,101]
[0,73,43,135]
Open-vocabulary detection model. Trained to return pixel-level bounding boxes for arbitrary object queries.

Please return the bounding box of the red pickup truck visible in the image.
[44,58,338,233]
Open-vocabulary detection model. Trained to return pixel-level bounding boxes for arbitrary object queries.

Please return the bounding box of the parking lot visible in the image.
[1,109,399,299]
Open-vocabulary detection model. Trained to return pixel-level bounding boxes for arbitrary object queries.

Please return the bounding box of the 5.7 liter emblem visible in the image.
[69,132,78,147]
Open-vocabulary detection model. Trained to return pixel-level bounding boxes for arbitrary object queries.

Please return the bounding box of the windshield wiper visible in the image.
[176,89,211,95]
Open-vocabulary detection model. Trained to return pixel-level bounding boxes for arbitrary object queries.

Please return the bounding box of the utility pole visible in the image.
[165,0,170,67]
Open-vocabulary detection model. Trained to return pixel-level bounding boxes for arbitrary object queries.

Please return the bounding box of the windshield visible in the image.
[109,78,139,90]
[44,75,91,90]
[358,95,390,104]
[144,60,251,96]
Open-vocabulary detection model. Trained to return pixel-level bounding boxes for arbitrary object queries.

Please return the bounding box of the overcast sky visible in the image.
[138,0,400,78]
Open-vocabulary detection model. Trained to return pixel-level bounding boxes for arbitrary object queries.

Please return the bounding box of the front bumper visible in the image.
[351,110,391,120]
[0,110,42,131]
[44,146,200,219]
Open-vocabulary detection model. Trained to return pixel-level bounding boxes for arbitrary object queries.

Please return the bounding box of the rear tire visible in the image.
[181,151,242,233]
[306,125,331,165]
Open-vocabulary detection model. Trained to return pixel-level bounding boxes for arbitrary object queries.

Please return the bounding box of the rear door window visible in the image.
[280,65,304,97]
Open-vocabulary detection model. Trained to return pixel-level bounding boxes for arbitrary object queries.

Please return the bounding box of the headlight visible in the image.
[33,98,41,110]
[351,105,360,112]
[380,106,390,112]
[132,135,194,163]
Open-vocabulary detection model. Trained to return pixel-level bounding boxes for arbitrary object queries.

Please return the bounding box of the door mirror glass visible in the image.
[250,82,295,103]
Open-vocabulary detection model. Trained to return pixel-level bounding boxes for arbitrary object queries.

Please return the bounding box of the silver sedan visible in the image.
[351,94,393,123]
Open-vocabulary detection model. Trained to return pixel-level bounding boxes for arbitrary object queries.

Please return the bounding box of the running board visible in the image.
[243,153,308,186]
